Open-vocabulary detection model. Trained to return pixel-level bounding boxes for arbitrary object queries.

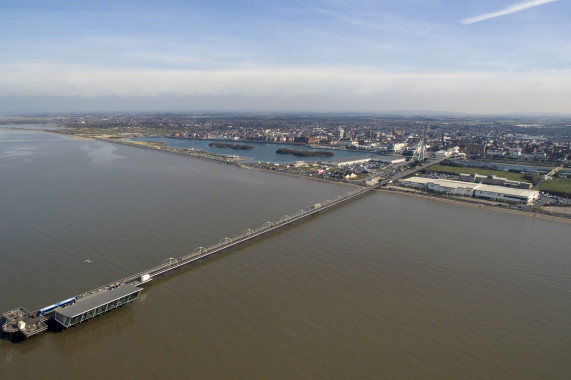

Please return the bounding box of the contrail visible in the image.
[462,0,558,24]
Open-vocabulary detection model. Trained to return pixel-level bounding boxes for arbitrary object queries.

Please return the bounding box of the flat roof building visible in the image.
[374,156,407,165]
[473,184,540,204]
[400,177,539,204]
[323,157,372,167]
[54,284,142,328]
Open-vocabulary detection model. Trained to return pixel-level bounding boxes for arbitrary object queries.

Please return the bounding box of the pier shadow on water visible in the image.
[53,305,136,354]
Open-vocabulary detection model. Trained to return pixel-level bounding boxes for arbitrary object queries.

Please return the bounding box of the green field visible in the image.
[538,178,571,196]
[427,165,531,182]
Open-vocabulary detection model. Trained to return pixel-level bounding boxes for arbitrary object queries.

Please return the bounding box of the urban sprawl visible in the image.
[7,113,571,216]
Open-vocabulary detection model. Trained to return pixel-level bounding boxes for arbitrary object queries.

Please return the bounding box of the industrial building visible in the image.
[458,173,533,189]
[400,177,540,204]
[374,155,407,165]
[324,157,372,167]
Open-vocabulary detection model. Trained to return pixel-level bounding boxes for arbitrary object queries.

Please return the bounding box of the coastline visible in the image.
[50,131,571,224]
[63,133,364,187]
[380,186,571,223]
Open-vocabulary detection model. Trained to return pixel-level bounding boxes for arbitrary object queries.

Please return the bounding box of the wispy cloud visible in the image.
[462,0,558,24]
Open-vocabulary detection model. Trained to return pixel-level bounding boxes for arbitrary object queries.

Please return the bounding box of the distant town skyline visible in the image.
[1,0,569,114]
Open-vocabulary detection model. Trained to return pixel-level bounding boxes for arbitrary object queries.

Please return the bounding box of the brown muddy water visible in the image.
[1,129,569,379]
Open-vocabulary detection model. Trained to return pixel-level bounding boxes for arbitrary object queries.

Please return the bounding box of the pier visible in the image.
[2,153,453,341]
[2,186,373,340]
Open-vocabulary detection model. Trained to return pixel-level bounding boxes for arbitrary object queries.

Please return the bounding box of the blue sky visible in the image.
[1,0,569,113]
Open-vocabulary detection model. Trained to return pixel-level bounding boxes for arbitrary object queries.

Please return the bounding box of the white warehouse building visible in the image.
[324,157,372,167]
[400,177,540,204]
[374,156,407,165]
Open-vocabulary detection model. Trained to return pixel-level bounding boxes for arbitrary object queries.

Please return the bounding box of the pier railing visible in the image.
[3,146,460,340]
[117,186,373,286]
[48,155,447,302]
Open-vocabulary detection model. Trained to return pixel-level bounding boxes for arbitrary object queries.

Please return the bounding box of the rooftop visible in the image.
[56,284,142,319]
[402,177,539,197]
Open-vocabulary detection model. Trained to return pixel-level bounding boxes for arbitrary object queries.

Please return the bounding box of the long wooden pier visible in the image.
[124,186,373,287]
[2,186,373,340]
[3,150,453,341]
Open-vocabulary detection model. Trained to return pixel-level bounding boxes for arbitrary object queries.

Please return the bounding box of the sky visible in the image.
[0,0,569,114]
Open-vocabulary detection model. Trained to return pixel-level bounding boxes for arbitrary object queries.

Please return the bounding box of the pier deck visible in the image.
[1,186,372,340]
[2,154,452,341]
[2,308,48,338]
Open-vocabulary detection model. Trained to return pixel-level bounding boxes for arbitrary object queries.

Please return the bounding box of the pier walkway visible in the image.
[3,153,454,340]
[1,185,373,340]
[124,186,374,287]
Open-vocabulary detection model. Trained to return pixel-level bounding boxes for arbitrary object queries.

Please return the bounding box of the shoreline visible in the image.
[62,133,364,187]
[168,135,374,153]
[47,130,571,224]
[380,186,571,223]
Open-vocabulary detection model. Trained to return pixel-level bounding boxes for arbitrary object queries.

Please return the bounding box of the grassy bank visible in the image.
[538,178,571,197]
[427,164,530,182]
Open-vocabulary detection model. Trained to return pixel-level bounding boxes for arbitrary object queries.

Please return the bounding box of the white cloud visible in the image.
[462,0,558,24]
[1,64,570,113]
